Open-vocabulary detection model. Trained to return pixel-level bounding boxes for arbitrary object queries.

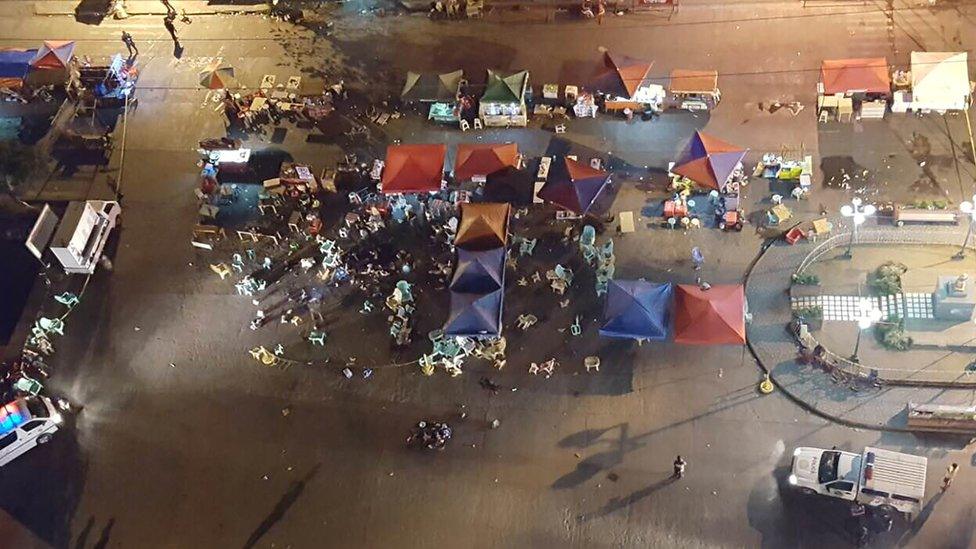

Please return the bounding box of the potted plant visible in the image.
[793,305,823,331]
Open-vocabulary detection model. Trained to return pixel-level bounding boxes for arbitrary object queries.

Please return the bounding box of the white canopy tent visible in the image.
[910,51,972,111]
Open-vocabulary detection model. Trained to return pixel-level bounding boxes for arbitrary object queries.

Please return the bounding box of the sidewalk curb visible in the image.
[743,239,915,434]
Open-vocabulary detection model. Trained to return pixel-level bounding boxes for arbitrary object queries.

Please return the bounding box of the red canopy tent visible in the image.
[381,144,447,194]
[673,284,746,345]
[30,40,75,70]
[454,143,518,182]
[820,58,890,95]
[671,131,747,191]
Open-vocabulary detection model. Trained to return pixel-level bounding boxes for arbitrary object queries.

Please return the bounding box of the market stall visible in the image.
[49,200,121,275]
[668,69,720,111]
[78,54,136,107]
[453,143,519,183]
[401,70,463,103]
[897,51,973,113]
[27,41,75,87]
[818,58,890,121]
[478,70,529,127]
[589,52,664,114]
[380,143,447,194]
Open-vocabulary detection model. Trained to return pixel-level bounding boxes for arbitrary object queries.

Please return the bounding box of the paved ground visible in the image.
[2,1,976,548]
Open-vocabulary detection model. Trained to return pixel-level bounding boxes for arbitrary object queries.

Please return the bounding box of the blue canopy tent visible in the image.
[0,49,37,88]
[449,248,505,294]
[599,280,672,341]
[444,289,503,338]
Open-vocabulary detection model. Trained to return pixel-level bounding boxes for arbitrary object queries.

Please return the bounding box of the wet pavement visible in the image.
[1,1,976,547]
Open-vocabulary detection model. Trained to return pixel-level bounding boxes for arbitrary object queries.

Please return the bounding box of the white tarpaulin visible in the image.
[911,51,972,111]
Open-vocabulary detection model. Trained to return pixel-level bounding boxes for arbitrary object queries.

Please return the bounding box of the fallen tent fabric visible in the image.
[401,70,464,102]
[481,70,529,103]
[820,58,890,95]
[600,280,673,341]
[484,166,534,206]
[443,289,503,338]
[449,248,505,294]
[454,142,519,182]
[455,202,510,250]
[381,143,447,194]
[672,131,747,191]
[30,41,75,70]
[590,52,653,99]
[911,51,971,111]
[537,157,610,215]
[673,284,746,345]
[669,69,719,94]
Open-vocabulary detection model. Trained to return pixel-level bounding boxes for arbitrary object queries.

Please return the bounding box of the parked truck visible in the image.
[789,446,927,518]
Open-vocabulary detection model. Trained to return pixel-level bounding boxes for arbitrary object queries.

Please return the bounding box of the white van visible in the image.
[0,397,63,467]
[790,446,927,517]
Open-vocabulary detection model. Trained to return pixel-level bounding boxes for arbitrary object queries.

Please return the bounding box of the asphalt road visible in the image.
[2,1,976,547]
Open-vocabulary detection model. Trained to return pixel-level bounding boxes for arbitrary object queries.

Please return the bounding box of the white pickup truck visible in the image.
[789,446,927,517]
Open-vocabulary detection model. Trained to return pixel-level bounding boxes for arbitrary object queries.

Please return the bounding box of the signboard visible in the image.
[24,204,58,260]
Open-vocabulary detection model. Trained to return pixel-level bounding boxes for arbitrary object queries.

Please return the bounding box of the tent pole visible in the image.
[966,106,976,189]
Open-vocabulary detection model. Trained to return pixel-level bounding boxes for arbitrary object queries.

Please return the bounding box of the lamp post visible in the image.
[850,298,882,364]
[952,195,975,260]
[840,197,876,259]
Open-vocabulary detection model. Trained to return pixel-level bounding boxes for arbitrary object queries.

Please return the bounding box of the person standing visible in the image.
[941,463,959,492]
[673,455,686,479]
[163,14,179,44]
[691,246,704,271]
[121,31,137,57]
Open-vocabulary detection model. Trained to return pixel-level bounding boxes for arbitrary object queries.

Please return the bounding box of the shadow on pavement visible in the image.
[577,475,677,522]
[0,417,88,547]
[243,463,321,548]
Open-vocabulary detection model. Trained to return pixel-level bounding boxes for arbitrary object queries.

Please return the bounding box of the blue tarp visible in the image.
[0,49,37,79]
[444,289,503,338]
[449,248,505,294]
[600,280,672,341]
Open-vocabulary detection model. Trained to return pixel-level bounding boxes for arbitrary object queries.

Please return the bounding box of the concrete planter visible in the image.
[790,283,821,298]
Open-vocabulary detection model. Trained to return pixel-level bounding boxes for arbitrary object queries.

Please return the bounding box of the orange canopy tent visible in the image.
[455,202,510,250]
[590,52,653,99]
[454,143,518,182]
[673,284,746,345]
[30,40,75,70]
[381,144,446,194]
[820,58,890,95]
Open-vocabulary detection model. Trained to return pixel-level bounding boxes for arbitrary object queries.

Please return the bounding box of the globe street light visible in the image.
[850,298,882,364]
[953,195,975,260]
[840,197,876,259]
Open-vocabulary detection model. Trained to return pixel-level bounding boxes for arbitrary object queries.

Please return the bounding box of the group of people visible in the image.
[407,421,453,450]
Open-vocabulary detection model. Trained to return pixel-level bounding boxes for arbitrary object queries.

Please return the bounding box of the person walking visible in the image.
[673,455,687,479]
[941,463,959,492]
[121,31,137,58]
[691,246,704,271]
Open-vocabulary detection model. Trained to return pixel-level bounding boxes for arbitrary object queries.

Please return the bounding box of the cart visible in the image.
[718,210,744,231]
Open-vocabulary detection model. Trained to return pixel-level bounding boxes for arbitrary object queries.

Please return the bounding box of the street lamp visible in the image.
[840,197,876,259]
[850,298,882,364]
[953,195,975,260]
